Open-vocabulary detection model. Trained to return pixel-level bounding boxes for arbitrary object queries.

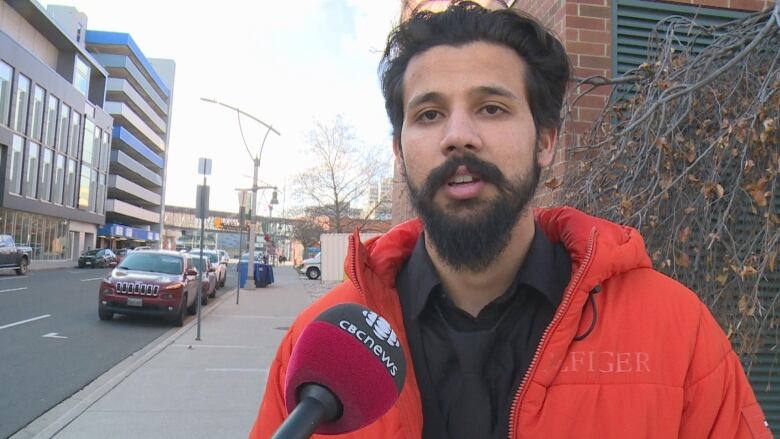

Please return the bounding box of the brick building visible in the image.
[391,0,775,222]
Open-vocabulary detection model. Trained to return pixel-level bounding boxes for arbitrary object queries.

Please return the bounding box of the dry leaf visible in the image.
[544,177,563,189]
[716,273,728,285]
[738,295,750,314]
[744,159,755,174]
[716,184,725,199]
[679,227,692,243]
[675,250,691,268]
[768,250,777,272]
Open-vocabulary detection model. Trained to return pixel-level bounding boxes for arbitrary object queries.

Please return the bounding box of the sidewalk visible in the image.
[13,266,321,439]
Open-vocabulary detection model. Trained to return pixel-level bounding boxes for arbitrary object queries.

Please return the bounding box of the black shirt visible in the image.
[395,224,572,439]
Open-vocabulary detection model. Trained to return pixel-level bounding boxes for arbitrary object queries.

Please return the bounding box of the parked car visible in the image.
[98,250,199,326]
[299,252,321,280]
[0,234,32,275]
[78,248,117,268]
[191,255,217,302]
[191,250,226,288]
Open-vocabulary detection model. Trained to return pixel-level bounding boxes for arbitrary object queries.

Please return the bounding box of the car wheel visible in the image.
[306,267,320,280]
[201,290,208,306]
[98,306,113,321]
[172,296,186,327]
[78,262,85,268]
[187,293,197,315]
[15,257,28,276]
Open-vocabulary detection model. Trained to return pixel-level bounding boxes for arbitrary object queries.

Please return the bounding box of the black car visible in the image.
[78,249,117,268]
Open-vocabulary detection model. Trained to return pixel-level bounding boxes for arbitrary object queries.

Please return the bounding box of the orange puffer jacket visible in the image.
[250,207,771,439]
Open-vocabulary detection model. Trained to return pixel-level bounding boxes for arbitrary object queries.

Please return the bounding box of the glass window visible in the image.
[8,135,24,195]
[78,164,90,209]
[29,215,39,259]
[0,61,12,126]
[64,159,77,207]
[81,119,95,165]
[39,148,53,202]
[92,126,101,168]
[68,111,80,157]
[57,103,69,152]
[52,154,65,204]
[100,131,110,172]
[13,74,30,133]
[74,57,90,97]
[43,94,58,146]
[89,168,97,212]
[97,172,106,215]
[23,141,39,198]
[29,85,44,141]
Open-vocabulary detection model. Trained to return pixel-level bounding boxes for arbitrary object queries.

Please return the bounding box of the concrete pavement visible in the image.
[12,266,316,439]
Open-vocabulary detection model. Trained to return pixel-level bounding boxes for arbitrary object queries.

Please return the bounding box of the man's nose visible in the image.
[439,110,482,155]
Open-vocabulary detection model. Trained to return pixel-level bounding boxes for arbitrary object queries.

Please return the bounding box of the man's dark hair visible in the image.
[379,1,571,140]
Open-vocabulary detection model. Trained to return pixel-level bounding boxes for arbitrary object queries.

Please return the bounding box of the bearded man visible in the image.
[250,2,771,438]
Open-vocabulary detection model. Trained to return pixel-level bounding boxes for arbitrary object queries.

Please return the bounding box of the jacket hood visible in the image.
[345,206,652,297]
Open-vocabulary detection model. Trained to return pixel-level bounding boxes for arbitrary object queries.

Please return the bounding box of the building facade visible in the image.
[0,0,113,268]
[79,30,175,251]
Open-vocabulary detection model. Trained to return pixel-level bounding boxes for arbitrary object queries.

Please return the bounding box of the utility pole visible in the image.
[200,97,280,288]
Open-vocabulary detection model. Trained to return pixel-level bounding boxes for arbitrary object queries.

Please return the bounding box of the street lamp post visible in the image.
[200,97,280,288]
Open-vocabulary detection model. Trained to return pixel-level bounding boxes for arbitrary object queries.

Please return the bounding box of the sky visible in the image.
[43,0,401,215]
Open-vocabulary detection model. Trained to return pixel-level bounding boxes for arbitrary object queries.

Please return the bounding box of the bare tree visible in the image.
[294,116,390,233]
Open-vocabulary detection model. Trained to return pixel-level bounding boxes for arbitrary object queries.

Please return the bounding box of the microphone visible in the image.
[271,303,407,438]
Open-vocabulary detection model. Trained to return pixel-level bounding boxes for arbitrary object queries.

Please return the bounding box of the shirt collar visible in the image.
[396,223,570,321]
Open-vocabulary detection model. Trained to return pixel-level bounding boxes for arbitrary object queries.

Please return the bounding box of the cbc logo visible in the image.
[362,310,400,347]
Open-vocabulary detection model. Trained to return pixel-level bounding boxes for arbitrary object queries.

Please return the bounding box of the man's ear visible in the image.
[536,127,557,168]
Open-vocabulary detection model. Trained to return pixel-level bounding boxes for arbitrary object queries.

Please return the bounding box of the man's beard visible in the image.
[405,152,541,272]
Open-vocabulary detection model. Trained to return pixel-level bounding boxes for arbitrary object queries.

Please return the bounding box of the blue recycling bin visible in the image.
[254,264,274,288]
[238,261,248,288]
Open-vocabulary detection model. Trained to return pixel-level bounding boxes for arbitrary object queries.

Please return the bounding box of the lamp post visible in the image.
[267,190,279,265]
[200,97,280,288]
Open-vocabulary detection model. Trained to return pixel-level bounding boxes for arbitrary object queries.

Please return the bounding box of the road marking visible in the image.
[80,277,104,282]
[205,368,268,373]
[0,287,28,293]
[42,332,68,339]
[0,314,51,330]
[0,275,31,280]
[67,271,82,274]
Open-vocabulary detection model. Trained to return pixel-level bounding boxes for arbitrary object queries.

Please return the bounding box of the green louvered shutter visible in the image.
[612,0,778,429]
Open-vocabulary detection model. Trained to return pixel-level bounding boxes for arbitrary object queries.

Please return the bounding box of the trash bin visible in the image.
[239,261,248,288]
[254,264,274,288]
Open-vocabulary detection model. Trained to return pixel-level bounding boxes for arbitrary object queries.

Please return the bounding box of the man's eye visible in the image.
[482,105,504,115]
[420,110,439,121]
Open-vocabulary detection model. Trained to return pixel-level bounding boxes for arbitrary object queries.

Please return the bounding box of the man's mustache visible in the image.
[417,153,508,200]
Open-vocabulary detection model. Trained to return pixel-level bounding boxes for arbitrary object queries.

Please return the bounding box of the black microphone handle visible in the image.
[271,383,342,439]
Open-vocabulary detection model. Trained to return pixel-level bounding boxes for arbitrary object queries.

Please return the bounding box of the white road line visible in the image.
[0,314,51,330]
[205,368,268,373]
[80,277,104,282]
[0,287,28,293]
[0,276,31,280]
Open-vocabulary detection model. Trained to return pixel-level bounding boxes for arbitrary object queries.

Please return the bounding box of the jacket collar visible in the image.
[345,206,652,298]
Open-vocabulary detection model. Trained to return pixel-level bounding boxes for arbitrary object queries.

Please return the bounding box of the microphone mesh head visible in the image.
[285,303,406,434]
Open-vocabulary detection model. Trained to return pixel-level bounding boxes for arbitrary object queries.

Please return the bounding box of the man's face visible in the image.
[396,41,555,270]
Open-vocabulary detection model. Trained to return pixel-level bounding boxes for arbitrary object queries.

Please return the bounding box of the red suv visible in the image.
[98,251,199,326]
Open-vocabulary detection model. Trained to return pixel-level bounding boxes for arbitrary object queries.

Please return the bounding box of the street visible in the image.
[0,265,236,439]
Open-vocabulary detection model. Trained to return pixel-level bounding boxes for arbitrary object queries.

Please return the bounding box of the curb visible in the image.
[12,288,237,439]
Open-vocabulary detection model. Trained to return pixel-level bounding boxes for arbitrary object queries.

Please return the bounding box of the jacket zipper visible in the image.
[507,228,598,439]
[348,234,365,297]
